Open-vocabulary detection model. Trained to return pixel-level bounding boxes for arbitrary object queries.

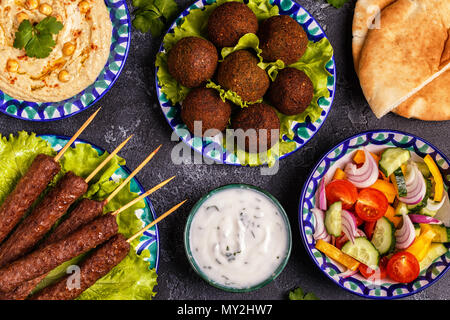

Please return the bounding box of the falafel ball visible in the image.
[258,15,308,65]
[216,50,269,102]
[231,103,280,153]
[207,2,258,48]
[168,37,218,88]
[181,87,232,136]
[268,68,314,115]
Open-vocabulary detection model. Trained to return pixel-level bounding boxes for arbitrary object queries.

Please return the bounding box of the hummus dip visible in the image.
[0,0,112,102]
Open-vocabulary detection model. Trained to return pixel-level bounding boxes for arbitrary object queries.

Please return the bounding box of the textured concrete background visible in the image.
[0,0,449,300]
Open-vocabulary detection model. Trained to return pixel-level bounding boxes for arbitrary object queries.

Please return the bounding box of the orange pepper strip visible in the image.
[370,179,396,203]
[315,239,360,271]
[353,150,380,165]
[384,205,401,227]
[332,168,346,181]
[406,227,436,261]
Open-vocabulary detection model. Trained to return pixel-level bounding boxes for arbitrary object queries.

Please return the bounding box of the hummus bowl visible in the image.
[0,0,130,121]
[298,130,450,299]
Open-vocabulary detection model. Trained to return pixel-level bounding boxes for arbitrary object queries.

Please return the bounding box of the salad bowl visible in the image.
[298,130,450,299]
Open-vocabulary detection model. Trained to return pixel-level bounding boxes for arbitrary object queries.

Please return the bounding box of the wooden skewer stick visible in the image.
[127,200,187,243]
[111,176,176,216]
[84,135,133,184]
[54,108,101,162]
[104,145,162,204]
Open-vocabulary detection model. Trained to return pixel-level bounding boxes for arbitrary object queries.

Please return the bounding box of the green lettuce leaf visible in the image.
[77,249,157,300]
[0,132,157,300]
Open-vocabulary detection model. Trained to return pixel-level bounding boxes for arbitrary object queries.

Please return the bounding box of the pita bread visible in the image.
[394,69,450,120]
[352,0,396,71]
[355,0,450,120]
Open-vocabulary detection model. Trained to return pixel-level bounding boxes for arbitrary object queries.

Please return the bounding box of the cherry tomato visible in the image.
[386,252,420,283]
[359,257,388,280]
[355,188,389,222]
[325,180,358,210]
[355,215,364,227]
[364,221,377,240]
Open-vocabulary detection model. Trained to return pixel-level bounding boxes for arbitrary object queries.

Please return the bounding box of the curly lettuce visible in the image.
[0,132,157,300]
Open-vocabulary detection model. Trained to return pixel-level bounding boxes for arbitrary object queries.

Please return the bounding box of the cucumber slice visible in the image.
[416,162,431,178]
[393,168,407,197]
[422,224,450,243]
[371,217,396,255]
[419,207,437,217]
[379,148,411,178]
[341,237,380,268]
[325,201,342,237]
[395,202,409,216]
[419,243,447,271]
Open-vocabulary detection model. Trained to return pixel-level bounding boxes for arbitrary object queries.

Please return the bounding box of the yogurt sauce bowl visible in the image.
[184,184,292,292]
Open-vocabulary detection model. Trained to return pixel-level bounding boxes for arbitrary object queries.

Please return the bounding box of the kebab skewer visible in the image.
[0,134,136,267]
[0,180,177,297]
[41,144,163,246]
[0,108,100,244]
[30,200,186,300]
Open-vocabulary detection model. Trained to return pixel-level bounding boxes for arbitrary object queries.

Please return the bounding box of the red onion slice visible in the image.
[395,214,416,249]
[398,164,426,205]
[409,214,443,225]
[345,148,379,188]
[341,210,358,243]
[312,208,330,241]
[426,195,446,212]
[317,178,327,211]
[337,269,358,279]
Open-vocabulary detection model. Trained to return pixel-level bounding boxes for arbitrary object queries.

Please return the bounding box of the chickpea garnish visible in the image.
[58,70,70,82]
[39,3,53,15]
[6,59,19,73]
[62,42,76,56]
[78,1,90,14]
[16,12,29,24]
[25,0,39,10]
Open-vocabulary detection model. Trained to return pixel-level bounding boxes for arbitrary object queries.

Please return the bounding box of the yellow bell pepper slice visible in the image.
[384,205,401,227]
[423,155,444,202]
[353,150,380,165]
[370,179,396,203]
[332,168,346,181]
[315,239,360,271]
[406,226,436,261]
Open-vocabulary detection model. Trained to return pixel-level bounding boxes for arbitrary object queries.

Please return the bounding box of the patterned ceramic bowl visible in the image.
[299,130,450,299]
[184,184,292,292]
[0,0,131,121]
[156,0,336,166]
[40,135,159,270]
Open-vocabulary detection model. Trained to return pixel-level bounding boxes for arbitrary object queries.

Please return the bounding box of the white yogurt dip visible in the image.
[188,187,290,289]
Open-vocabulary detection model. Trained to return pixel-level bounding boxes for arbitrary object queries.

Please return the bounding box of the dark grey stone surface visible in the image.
[0,0,449,300]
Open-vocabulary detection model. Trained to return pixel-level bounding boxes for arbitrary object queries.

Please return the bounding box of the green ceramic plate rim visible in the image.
[184,183,292,293]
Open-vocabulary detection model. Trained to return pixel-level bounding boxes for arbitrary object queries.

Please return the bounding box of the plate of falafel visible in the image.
[155,0,336,167]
